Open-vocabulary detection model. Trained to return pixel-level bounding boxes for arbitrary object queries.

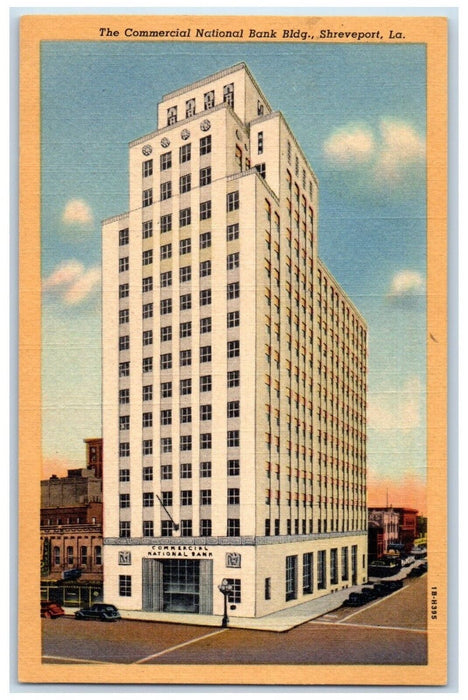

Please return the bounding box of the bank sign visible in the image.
[147,544,214,558]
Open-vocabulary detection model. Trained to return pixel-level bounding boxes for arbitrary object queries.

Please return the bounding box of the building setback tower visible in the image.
[102,63,368,619]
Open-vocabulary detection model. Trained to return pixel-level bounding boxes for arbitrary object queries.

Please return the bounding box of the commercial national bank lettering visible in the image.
[148,545,213,558]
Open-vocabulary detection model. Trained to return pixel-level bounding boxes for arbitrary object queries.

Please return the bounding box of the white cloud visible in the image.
[368,376,423,434]
[323,124,374,166]
[62,199,93,225]
[388,270,425,300]
[43,260,101,305]
[376,120,425,182]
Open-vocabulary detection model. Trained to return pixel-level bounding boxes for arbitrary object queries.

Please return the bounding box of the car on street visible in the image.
[343,592,368,607]
[379,579,404,593]
[41,600,65,619]
[74,603,121,622]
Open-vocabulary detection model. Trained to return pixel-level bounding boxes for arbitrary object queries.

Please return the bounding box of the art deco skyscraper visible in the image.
[102,63,368,618]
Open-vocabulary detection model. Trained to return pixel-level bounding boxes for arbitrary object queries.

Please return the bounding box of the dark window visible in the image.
[200,317,212,334]
[200,166,212,186]
[286,555,298,601]
[160,214,172,233]
[227,191,239,212]
[160,152,172,171]
[200,519,212,536]
[143,520,154,537]
[227,519,240,537]
[200,201,211,220]
[180,520,192,536]
[142,159,153,177]
[119,575,132,596]
[142,220,153,239]
[200,461,212,478]
[200,375,212,392]
[200,135,211,156]
[119,521,130,538]
[119,227,129,246]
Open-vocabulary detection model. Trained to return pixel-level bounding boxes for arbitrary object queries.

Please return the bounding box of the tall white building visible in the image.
[102,63,368,619]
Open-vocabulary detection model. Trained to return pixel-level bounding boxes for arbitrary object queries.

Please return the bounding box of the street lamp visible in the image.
[218,578,233,628]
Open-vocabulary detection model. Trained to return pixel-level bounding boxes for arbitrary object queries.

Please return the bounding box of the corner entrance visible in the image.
[142,558,213,614]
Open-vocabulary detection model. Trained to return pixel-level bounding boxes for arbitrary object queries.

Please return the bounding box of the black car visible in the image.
[75,603,121,621]
[360,586,380,600]
[379,579,404,592]
[343,592,368,607]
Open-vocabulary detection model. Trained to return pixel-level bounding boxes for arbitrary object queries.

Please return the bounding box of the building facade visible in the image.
[102,63,368,618]
[367,508,400,561]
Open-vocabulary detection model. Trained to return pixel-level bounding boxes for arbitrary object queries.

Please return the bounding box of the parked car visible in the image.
[379,579,404,592]
[343,592,368,607]
[373,583,392,597]
[41,600,65,619]
[74,603,121,622]
[360,586,380,601]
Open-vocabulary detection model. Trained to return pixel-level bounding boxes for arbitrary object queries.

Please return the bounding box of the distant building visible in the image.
[368,506,418,555]
[84,437,103,478]
[367,508,399,561]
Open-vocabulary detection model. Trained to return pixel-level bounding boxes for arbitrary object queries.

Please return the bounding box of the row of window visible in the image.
[50,545,102,567]
[119,518,240,538]
[119,459,240,482]
[285,547,356,601]
[119,430,240,456]
[142,157,213,186]
[120,372,240,403]
[139,190,239,216]
[120,488,240,508]
[120,401,240,430]
[123,222,239,246]
[166,83,236,126]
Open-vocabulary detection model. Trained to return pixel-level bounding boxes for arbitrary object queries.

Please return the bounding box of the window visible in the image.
[143,466,153,481]
[160,181,172,201]
[119,574,132,597]
[119,468,130,482]
[200,346,212,363]
[160,243,172,260]
[160,326,171,343]
[185,98,196,118]
[227,340,240,358]
[142,189,153,208]
[204,91,214,110]
[200,519,212,536]
[119,521,131,538]
[200,231,211,249]
[143,439,153,455]
[142,249,153,266]
[119,442,130,458]
[330,548,338,584]
[227,282,240,299]
[119,227,129,246]
[95,546,102,566]
[257,131,264,154]
[161,464,172,480]
[200,433,212,450]
[119,309,129,325]
[181,520,192,536]
[181,490,192,506]
[200,404,212,421]
[142,357,153,374]
[143,521,154,537]
[160,270,172,288]
[160,298,172,315]
[227,191,239,212]
[227,252,239,270]
[317,550,326,589]
[142,159,153,178]
[227,459,240,476]
[160,214,172,233]
[180,463,192,479]
[286,555,298,601]
[227,310,239,328]
[160,382,171,398]
[265,577,271,600]
[227,400,240,418]
[227,430,240,447]
[200,166,211,186]
[119,257,129,272]
[223,82,234,108]
[227,370,240,388]
[200,201,211,220]
[179,238,191,255]
[180,265,191,283]
[200,317,211,334]
[179,173,191,194]
[200,461,212,478]
[119,361,130,377]
[161,520,173,536]
[179,208,191,227]
[160,152,172,171]
[341,547,349,581]
[161,491,173,507]
[227,519,240,537]
[227,488,240,505]
[179,143,191,163]
[142,302,153,319]
[227,223,239,241]
[161,437,172,453]
[200,289,211,306]
[180,293,192,311]
[160,353,172,370]
[180,321,192,338]
[119,388,130,404]
[120,493,130,508]
[119,415,130,431]
[200,135,211,156]
[142,276,153,293]
[160,409,172,425]
[180,349,192,366]
[167,106,177,125]
[180,435,192,452]
[303,553,313,594]
[200,489,211,505]
[119,283,129,298]
[200,260,211,277]
[143,492,154,507]
[265,519,271,536]
[142,384,153,401]
[226,579,241,604]
[180,378,192,395]
[255,163,266,179]
[200,375,212,392]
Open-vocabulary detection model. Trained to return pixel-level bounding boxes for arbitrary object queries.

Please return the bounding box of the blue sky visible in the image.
[41,41,427,509]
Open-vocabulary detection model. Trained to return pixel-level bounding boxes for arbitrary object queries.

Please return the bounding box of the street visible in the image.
[42,574,427,666]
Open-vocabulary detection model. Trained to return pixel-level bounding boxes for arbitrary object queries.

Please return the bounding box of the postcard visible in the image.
[18,12,448,686]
